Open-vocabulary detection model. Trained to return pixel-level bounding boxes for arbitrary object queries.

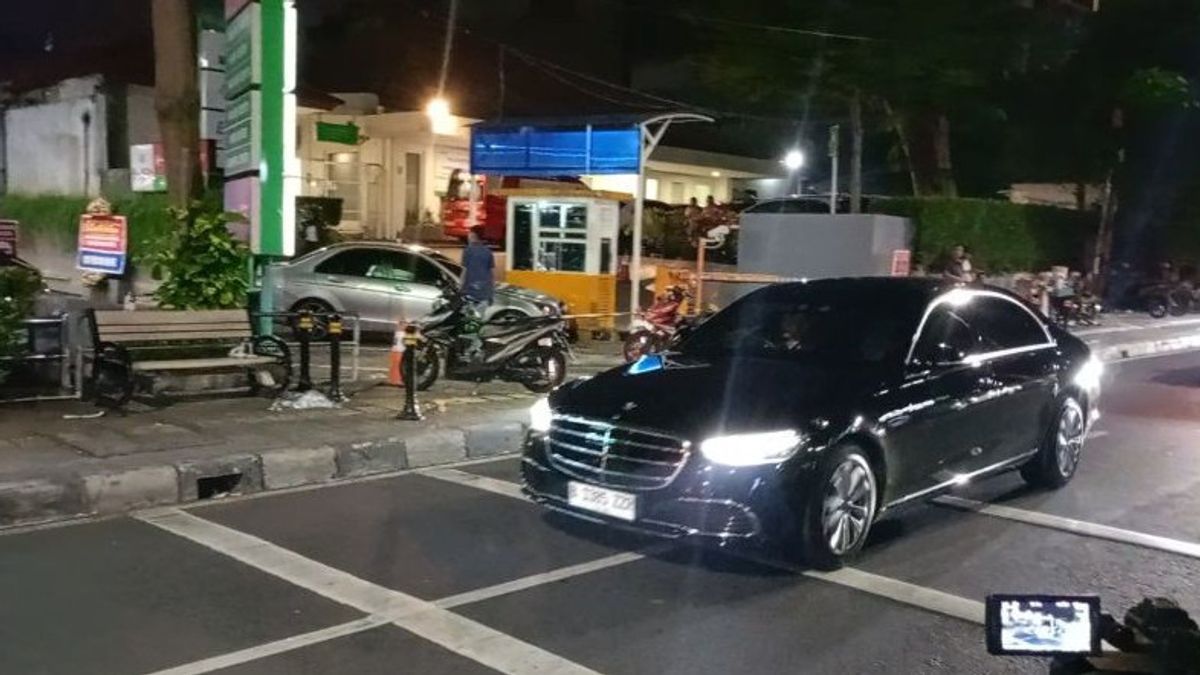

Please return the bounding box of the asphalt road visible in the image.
[2,350,1200,674]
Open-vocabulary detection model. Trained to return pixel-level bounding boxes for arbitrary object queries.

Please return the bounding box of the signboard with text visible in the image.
[131,144,168,192]
[0,220,18,257]
[77,214,128,274]
[890,249,912,277]
[223,0,297,258]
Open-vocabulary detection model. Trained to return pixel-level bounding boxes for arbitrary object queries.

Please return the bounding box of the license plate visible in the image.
[567,482,636,521]
[538,337,554,347]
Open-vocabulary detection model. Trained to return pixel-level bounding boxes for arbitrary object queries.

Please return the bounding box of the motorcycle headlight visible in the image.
[529,397,553,433]
[700,430,803,467]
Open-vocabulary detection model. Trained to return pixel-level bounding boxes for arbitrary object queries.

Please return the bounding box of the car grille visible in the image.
[547,415,690,490]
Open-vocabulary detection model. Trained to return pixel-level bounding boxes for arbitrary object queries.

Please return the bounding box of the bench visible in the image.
[87,309,291,407]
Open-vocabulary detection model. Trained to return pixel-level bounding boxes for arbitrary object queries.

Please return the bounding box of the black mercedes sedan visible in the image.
[521,278,1103,569]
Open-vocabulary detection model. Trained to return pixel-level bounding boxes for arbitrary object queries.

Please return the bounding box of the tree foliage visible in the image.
[140,204,250,310]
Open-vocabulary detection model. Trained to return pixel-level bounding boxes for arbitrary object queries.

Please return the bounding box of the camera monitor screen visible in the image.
[986,594,1101,656]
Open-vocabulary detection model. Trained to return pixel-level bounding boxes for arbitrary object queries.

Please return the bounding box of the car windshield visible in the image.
[426,250,463,277]
[679,285,917,365]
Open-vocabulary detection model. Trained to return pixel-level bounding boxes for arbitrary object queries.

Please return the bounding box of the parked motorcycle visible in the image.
[1051,295,1102,327]
[410,287,570,393]
[1142,282,1195,319]
[623,285,689,362]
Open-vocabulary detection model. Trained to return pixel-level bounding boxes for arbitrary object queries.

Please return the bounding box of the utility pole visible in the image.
[828,124,840,214]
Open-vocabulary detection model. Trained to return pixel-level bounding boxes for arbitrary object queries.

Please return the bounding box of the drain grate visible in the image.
[197,473,242,500]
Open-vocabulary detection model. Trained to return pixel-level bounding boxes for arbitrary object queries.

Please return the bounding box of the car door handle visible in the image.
[324,276,346,284]
[393,284,411,292]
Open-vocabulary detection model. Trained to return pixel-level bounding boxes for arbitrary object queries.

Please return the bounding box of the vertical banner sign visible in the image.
[0,220,18,257]
[223,0,297,257]
[77,214,129,274]
[890,249,912,277]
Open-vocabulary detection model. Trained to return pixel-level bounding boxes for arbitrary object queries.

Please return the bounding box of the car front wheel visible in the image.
[1020,396,1086,489]
[799,445,878,570]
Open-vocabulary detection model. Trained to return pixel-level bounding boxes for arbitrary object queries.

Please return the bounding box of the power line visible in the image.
[625,5,875,42]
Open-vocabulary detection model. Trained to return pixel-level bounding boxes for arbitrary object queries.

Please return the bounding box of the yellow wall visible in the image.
[506,270,617,330]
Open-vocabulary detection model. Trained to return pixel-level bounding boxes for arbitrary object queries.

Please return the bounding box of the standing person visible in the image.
[683,197,702,240]
[942,244,975,282]
[460,225,494,360]
[446,169,465,202]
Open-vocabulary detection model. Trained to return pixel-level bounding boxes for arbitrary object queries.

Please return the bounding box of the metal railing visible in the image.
[250,310,363,382]
[0,314,84,403]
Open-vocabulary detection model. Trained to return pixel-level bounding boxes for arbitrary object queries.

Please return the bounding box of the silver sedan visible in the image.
[268,242,562,334]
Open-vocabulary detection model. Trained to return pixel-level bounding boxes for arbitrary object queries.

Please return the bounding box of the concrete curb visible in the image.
[0,419,529,530]
[1096,333,1200,363]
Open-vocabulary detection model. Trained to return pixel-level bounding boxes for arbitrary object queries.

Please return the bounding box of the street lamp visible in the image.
[783,149,805,195]
[426,97,454,135]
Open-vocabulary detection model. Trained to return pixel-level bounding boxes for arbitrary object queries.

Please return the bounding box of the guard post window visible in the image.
[536,203,587,272]
[326,152,361,222]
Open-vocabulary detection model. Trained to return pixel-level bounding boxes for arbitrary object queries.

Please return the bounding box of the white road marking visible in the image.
[1090,429,1110,439]
[142,616,391,675]
[137,508,601,675]
[1106,349,1200,365]
[435,548,664,609]
[419,467,527,500]
[933,495,1200,559]
[420,468,992,626]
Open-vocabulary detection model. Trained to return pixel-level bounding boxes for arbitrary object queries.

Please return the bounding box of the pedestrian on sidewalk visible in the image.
[461,225,494,361]
[941,244,975,283]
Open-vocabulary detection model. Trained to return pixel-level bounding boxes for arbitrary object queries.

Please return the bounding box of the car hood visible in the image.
[551,355,882,442]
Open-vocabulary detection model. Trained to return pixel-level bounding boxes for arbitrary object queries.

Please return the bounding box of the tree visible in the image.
[700,0,1032,197]
[151,0,203,205]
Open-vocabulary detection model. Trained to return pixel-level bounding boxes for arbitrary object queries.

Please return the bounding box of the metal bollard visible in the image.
[327,314,345,401]
[398,323,423,421]
[296,310,314,392]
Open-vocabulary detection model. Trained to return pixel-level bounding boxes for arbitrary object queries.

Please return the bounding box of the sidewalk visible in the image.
[0,380,536,529]
[1,315,1197,530]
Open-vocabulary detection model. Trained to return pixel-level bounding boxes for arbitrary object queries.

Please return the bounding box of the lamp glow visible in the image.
[783,150,805,171]
[700,430,803,467]
[530,397,553,433]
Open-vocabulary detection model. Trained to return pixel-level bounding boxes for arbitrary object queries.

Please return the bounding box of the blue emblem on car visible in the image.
[627,354,664,375]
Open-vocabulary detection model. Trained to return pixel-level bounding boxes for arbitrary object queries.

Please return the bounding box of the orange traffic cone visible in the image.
[389,320,405,386]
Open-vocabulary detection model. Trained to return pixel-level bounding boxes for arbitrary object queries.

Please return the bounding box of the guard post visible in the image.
[327,313,344,401]
[398,324,423,421]
[296,309,313,392]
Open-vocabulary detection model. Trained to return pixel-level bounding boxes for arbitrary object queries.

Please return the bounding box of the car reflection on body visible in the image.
[521,278,1102,569]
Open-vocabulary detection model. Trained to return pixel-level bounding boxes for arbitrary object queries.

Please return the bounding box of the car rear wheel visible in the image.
[1020,396,1086,489]
[290,299,334,340]
[799,445,878,570]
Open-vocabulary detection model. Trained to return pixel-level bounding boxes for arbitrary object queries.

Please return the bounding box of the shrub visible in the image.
[870,197,1095,273]
[0,265,44,384]
[139,204,250,309]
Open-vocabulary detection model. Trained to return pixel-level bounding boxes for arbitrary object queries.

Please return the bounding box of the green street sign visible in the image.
[316,121,360,145]
[223,0,296,258]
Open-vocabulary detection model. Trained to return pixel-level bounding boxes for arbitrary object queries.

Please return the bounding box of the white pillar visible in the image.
[630,159,646,318]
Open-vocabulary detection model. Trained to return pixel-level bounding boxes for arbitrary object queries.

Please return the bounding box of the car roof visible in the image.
[759,276,964,305]
[293,240,451,263]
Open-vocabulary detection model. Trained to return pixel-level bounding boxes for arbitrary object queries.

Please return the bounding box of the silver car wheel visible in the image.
[822,455,876,556]
[1055,399,1086,477]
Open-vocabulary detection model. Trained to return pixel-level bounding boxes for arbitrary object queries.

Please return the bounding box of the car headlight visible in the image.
[1073,357,1104,390]
[699,430,803,467]
[539,303,559,316]
[530,397,553,433]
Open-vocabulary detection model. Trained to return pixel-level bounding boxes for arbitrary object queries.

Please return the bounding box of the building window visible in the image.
[645,178,659,200]
[535,203,586,272]
[326,152,360,222]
